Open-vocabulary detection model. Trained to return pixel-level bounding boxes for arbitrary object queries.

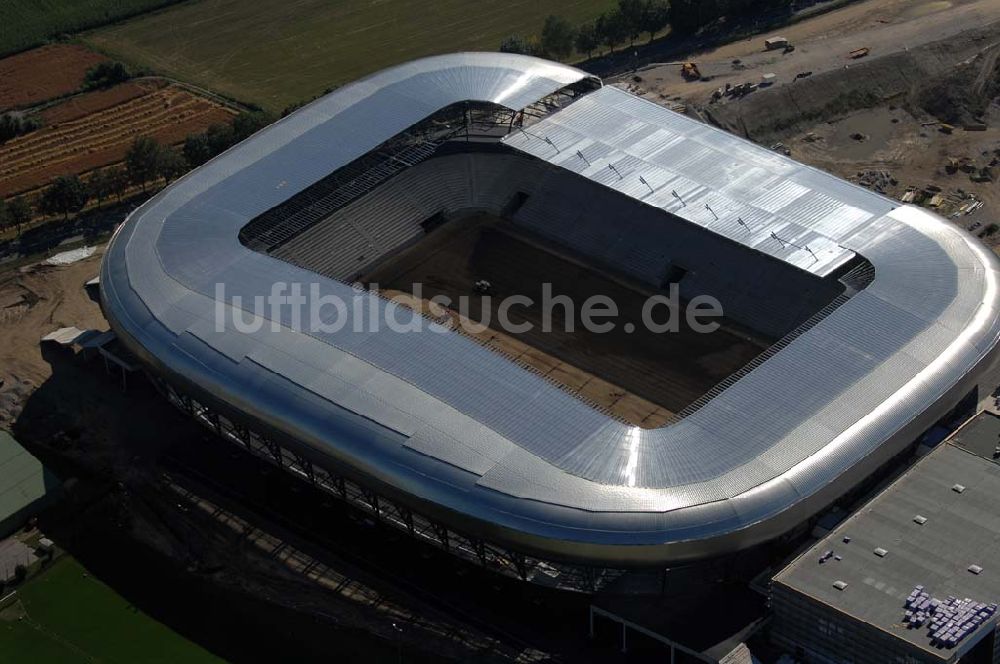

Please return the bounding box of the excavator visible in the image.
[634,61,702,81]
[680,62,701,81]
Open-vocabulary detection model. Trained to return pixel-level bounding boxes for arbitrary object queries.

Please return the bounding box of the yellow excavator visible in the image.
[681,62,701,81]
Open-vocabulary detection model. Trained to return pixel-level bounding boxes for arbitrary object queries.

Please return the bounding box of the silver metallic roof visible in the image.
[100,53,1000,565]
[503,85,869,277]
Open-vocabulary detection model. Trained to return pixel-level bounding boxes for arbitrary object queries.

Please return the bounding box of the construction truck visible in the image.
[681,62,701,81]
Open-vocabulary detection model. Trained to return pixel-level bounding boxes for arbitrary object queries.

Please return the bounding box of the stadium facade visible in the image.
[100,53,1000,590]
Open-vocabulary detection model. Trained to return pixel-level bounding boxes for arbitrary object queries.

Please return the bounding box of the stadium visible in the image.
[100,53,1000,591]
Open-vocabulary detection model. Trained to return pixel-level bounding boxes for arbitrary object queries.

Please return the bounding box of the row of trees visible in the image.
[0,137,182,233]
[0,197,32,236]
[501,0,670,60]
[504,0,798,61]
[182,110,273,167]
[0,110,275,235]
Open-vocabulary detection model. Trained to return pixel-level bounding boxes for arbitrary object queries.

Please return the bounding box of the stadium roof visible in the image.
[100,53,1000,565]
[503,85,869,276]
[773,423,1000,660]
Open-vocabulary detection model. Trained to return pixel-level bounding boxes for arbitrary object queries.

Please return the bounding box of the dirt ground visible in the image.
[627,0,1000,107]
[363,214,767,420]
[787,104,1000,238]
[0,250,106,425]
[0,44,108,111]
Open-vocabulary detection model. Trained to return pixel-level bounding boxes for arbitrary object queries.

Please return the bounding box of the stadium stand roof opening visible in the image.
[101,54,1000,585]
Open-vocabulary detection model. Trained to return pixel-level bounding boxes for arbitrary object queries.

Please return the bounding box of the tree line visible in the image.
[0,110,273,235]
[503,0,670,60]
[503,0,797,60]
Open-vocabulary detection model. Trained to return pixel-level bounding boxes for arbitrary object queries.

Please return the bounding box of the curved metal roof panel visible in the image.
[100,53,1000,565]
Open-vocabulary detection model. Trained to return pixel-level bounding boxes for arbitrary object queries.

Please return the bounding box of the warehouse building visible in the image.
[772,412,1000,663]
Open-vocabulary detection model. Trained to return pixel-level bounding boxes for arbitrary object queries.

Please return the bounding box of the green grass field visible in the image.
[85,0,616,112]
[0,0,186,57]
[0,557,222,663]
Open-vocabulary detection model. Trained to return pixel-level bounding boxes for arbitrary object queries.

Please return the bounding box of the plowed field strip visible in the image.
[0,85,236,197]
[38,80,166,125]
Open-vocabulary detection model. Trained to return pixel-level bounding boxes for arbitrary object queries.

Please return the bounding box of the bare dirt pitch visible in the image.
[363,214,768,426]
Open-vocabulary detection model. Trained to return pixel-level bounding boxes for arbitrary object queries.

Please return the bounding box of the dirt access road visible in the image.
[629,0,1000,105]
[0,250,106,424]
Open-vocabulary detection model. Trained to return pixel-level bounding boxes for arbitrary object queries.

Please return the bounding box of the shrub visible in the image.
[83,61,132,90]
[0,112,39,143]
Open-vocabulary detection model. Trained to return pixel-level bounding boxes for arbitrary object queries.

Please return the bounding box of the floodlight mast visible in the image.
[769,232,818,261]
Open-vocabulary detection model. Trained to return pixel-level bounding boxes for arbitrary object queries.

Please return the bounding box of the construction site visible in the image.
[617,0,1000,247]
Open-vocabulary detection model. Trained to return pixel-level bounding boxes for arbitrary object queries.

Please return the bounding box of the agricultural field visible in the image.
[0,557,222,663]
[0,79,235,197]
[85,0,617,112]
[0,44,108,110]
[0,0,185,57]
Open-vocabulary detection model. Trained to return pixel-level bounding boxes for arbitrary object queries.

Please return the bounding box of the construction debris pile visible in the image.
[855,170,896,194]
[944,151,997,184]
[711,80,760,102]
[849,167,990,228]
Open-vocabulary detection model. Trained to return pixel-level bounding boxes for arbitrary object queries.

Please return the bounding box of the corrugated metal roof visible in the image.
[501,86,890,277]
[99,53,1000,565]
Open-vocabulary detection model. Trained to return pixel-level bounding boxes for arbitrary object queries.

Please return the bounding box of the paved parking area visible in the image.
[0,537,36,580]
